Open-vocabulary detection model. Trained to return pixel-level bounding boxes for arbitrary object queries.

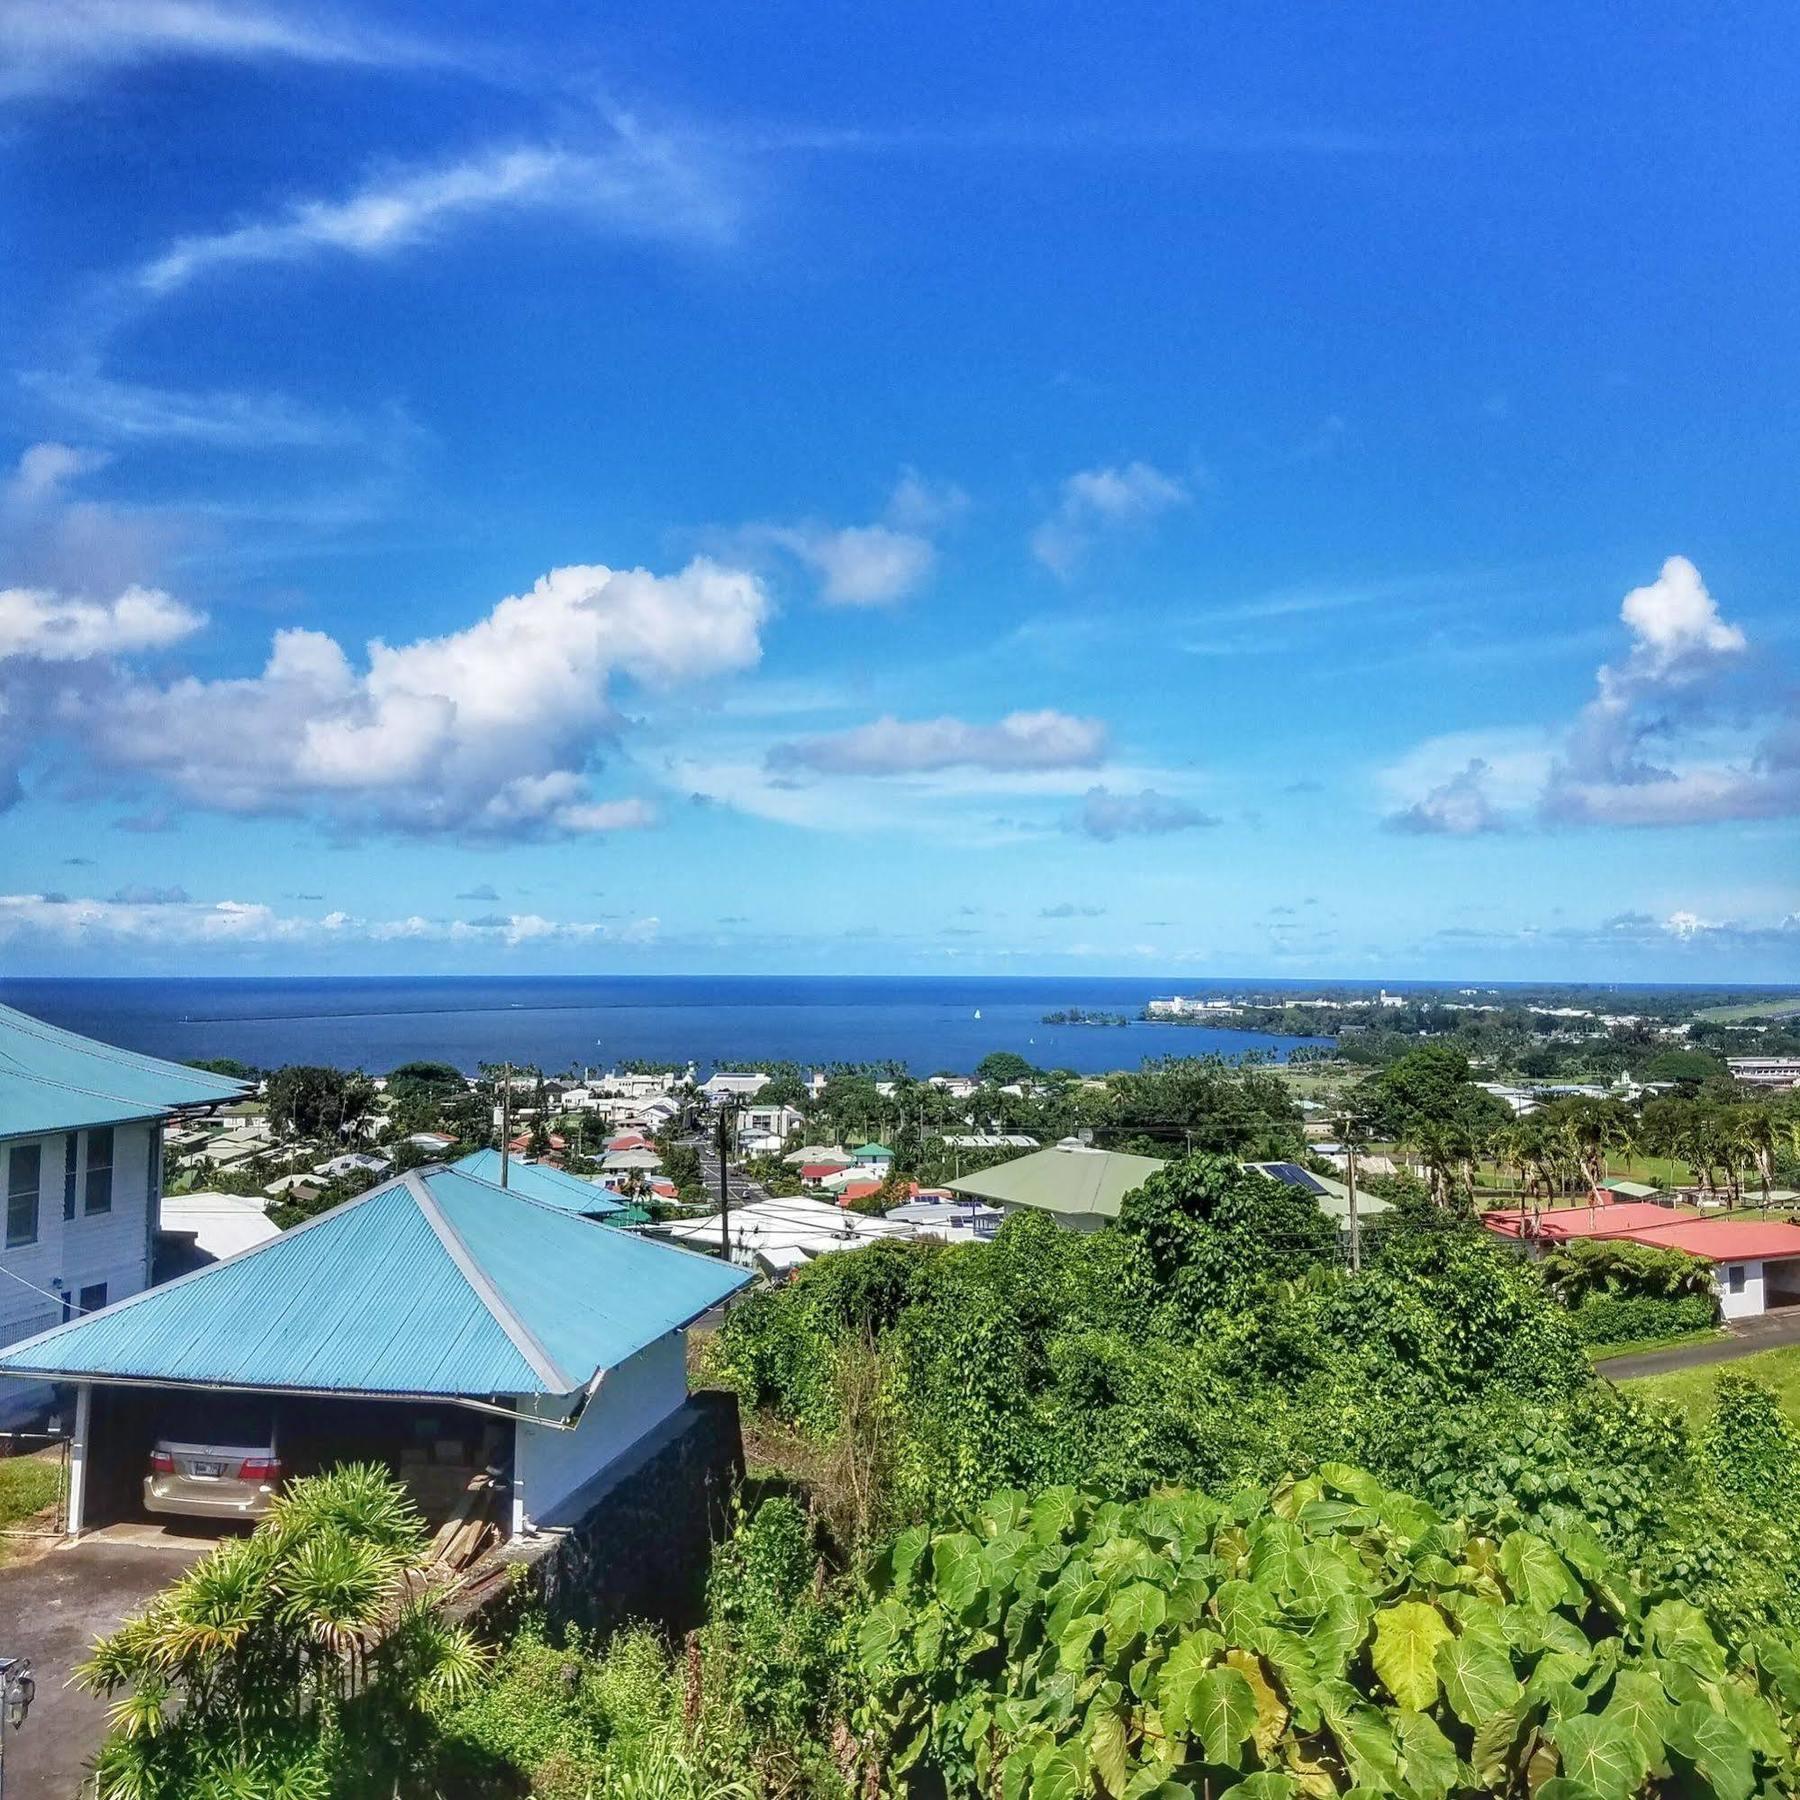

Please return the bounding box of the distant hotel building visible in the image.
[1728,1056,1800,1088]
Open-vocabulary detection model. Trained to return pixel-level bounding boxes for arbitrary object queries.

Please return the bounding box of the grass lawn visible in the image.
[1619,1344,1800,1427]
[1694,998,1800,1023]
[0,1450,63,1562]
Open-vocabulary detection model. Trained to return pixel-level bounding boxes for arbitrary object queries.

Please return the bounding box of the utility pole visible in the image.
[1336,1107,1364,1274]
[498,1063,511,1188]
[715,1101,736,1261]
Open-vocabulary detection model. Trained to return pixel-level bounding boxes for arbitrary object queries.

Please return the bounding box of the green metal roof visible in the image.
[853,1142,894,1158]
[453,1149,626,1217]
[0,1164,748,1399]
[946,1144,1168,1220]
[1600,1177,1662,1200]
[0,1003,247,1141]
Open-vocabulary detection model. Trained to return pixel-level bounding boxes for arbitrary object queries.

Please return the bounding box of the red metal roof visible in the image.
[800,1161,849,1179]
[1610,1218,1800,1263]
[1482,1202,1692,1241]
[837,1180,882,1203]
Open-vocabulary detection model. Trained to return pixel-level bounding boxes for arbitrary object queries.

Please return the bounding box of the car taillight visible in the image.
[149,1450,174,1475]
[237,1457,281,1482]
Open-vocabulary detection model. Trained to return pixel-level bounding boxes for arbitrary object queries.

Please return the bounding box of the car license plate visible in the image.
[190,1459,226,1478]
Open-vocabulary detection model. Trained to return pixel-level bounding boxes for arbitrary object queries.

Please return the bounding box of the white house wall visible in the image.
[511,1330,689,1532]
[1,1122,160,1348]
[1716,1259,1767,1322]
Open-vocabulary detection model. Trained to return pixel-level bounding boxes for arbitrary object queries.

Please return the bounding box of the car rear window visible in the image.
[155,1396,275,1446]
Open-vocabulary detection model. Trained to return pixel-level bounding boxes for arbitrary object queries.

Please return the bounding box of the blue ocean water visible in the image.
[0,976,1334,1077]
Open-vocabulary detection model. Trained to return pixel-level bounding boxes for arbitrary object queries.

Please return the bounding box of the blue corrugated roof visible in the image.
[0,1003,247,1140]
[0,1164,749,1397]
[453,1149,626,1217]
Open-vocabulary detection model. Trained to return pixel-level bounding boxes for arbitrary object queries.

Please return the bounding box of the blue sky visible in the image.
[2,0,1798,981]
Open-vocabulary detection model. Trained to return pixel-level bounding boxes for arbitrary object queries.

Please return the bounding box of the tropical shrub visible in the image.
[853,1466,1800,1799]
[1568,1293,1717,1346]
[80,1464,485,1799]
[1540,1238,1718,1308]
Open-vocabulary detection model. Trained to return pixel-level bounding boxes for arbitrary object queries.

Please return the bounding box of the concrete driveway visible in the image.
[1,1530,212,1798]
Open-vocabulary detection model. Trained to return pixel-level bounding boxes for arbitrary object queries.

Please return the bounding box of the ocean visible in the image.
[0,976,1334,1077]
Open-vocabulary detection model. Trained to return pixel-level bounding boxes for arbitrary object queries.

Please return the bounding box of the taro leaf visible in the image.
[1395,1709,1462,1800]
[1554,1522,1638,1626]
[1716,1678,1786,1762]
[1004,1738,1045,1800]
[1157,1631,1223,1734]
[1107,1582,1169,1657]
[1219,1777,1302,1799]
[1031,1741,1088,1800]
[858,1599,908,1676]
[1248,1517,1304,1588]
[1437,1628,1524,1727]
[1467,1701,1529,1791]
[1318,1463,1385,1506]
[1033,1487,1082,1546]
[981,1490,1031,1536]
[1666,1700,1755,1800]
[912,1613,945,1669]
[1061,1613,1106,1666]
[1189,1666,1260,1769]
[1645,1600,1728,1679]
[1549,1712,1649,1800]
[935,1533,985,1616]
[1214,1578,1277,1644]
[1307,1588,1371,1679]
[1497,1531,1581,1612]
[1601,1668,1673,1770]
[1213,1525,1251,1576]
[1532,1782,1606,1800]
[1753,1632,1800,1707]
[1317,1685,1404,1792]
[1287,1542,1357,1615]
[1371,1602,1452,1713]
[884,1524,931,1593]
[1225,1648,1287,1758]
[1088,1706,1130,1798]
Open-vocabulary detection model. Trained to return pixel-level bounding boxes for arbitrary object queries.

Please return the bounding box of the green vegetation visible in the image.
[1624,1346,1800,1429]
[0,1450,62,1560]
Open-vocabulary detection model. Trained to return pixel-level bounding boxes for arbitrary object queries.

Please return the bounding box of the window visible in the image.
[77,1282,107,1314]
[6,1143,42,1248]
[1727,1264,1747,1295]
[63,1134,77,1220]
[84,1126,114,1215]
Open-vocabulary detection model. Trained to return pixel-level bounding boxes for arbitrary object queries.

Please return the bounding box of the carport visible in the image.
[0,1164,749,1539]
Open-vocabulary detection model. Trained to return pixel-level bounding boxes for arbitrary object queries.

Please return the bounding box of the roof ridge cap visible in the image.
[407,1168,572,1393]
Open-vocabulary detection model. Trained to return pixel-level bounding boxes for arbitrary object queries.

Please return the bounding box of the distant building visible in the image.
[1728,1057,1800,1089]
[945,1140,1170,1232]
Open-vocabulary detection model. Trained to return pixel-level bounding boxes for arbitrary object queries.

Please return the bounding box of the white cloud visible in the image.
[0,584,203,661]
[770,709,1108,775]
[3,442,110,508]
[745,472,965,607]
[1543,556,1795,827]
[1073,785,1217,840]
[1030,460,1189,576]
[16,557,767,838]
[767,523,935,607]
[138,127,738,297]
[0,0,419,98]
[1383,758,1509,836]
[0,891,659,951]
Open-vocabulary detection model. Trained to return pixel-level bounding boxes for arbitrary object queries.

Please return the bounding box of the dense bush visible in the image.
[1569,1292,1718,1346]
[853,1467,1800,1798]
[1541,1237,1718,1308]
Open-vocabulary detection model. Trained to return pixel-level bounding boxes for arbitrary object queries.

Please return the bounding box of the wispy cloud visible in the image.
[769,710,1107,776]
[1072,785,1218,840]
[1383,758,1510,836]
[136,122,741,297]
[1030,460,1189,577]
[0,0,429,100]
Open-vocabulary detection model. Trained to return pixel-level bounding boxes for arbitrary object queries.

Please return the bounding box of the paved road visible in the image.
[692,1139,773,1213]
[1600,1306,1800,1380]
[0,1533,209,1798]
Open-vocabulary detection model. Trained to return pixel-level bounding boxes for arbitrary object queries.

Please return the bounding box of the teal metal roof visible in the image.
[0,1003,247,1141]
[853,1142,894,1158]
[0,1164,748,1398]
[453,1149,626,1217]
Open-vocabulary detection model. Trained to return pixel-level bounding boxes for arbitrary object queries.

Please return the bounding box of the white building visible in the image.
[1728,1057,1800,1089]
[0,1004,246,1386]
[702,1071,770,1106]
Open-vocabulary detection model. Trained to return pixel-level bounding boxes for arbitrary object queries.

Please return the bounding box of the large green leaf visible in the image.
[1157,1630,1223,1734]
[1213,1579,1276,1643]
[1395,1709,1462,1800]
[1225,1649,1287,1759]
[1219,1777,1302,1799]
[1496,1531,1581,1612]
[1436,1630,1523,1726]
[1601,1669,1673,1769]
[1087,1707,1130,1798]
[1371,1602,1451,1713]
[1188,1666,1259,1769]
[935,1533,985,1616]
[1106,1582,1169,1656]
[1666,1701,1755,1800]
[858,1599,908,1676]
[1548,1712,1648,1800]
[1645,1601,1728,1680]
[1317,1685,1403,1792]
[1467,1700,1528,1790]
[1032,1741,1088,1800]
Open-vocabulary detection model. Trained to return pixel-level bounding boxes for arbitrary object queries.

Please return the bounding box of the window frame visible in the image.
[84,1125,115,1216]
[6,1141,43,1249]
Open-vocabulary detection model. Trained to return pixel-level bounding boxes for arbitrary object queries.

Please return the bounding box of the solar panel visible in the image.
[1256,1161,1328,1195]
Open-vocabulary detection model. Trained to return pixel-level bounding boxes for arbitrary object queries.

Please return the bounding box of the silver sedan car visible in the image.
[143,1400,282,1523]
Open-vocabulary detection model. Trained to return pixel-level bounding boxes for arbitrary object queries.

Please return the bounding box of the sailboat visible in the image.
[973,1008,982,1020]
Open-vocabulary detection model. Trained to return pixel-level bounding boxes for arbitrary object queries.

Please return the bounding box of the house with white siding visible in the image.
[0,1004,245,1365]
